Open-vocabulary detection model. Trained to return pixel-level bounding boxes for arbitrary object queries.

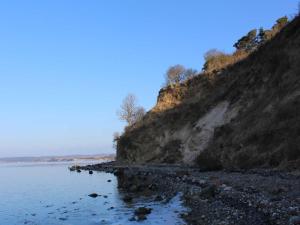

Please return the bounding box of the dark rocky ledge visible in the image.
[71,162,300,225]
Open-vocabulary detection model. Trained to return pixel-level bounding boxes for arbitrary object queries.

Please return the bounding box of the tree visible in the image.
[117,94,146,126]
[134,107,146,123]
[258,27,274,44]
[165,65,198,86]
[165,64,186,85]
[234,29,258,52]
[184,68,198,80]
[258,17,288,44]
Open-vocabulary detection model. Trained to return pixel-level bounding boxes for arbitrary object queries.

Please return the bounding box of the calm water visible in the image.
[0,162,186,225]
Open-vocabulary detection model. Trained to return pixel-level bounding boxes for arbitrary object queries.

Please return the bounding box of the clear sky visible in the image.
[0,0,298,157]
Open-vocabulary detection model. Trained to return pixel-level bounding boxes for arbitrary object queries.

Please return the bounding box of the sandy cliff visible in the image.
[117,17,300,170]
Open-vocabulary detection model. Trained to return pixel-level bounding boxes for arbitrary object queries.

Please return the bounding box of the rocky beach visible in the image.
[1,2,299,225]
[98,15,300,225]
[74,162,300,225]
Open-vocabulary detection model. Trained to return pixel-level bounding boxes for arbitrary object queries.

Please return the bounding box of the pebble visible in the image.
[289,216,300,225]
[88,193,98,198]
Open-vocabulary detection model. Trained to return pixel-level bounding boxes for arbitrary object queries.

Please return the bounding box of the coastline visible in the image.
[74,162,300,225]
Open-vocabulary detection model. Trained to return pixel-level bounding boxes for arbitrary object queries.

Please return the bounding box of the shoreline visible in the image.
[73,162,300,225]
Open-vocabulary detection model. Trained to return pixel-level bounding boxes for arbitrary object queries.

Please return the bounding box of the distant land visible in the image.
[0,154,115,163]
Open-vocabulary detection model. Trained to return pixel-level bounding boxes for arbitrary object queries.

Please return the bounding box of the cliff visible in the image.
[117,16,300,170]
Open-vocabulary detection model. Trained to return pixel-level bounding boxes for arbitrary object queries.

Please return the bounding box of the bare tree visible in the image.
[117,94,136,125]
[117,94,146,126]
[184,68,198,80]
[134,107,146,123]
[165,64,186,85]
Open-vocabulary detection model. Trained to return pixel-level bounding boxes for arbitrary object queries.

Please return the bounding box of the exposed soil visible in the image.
[75,162,300,225]
[116,16,300,170]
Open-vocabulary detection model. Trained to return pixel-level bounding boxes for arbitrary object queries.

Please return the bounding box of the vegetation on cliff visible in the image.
[116,14,300,170]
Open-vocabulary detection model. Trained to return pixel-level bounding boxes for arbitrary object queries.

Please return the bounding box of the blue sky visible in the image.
[0,0,298,157]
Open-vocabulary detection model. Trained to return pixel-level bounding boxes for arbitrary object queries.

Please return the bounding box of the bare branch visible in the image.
[117,94,145,126]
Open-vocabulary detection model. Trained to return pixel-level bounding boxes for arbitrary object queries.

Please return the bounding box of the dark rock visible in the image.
[88,193,98,198]
[137,214,147,221]
[89,171,93,174]
[76,169,81,173]
[69,165,79,171]
[289,216,300,225]
[113,169,123,176]
[59,218,67,221]
[123,195,133,203]
[148,183,157,190]
[129,185,138,192]
[155,195,163,201]
[199,185,217,199]
[129,217,136,221]
[134,207,152,216]
[107,179,112,182]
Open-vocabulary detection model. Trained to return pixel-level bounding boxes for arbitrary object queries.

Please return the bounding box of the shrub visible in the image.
[203,49,248,72]
[204,49,225,61]
[273,16,289,31]
[203,51,231,72]
[258,17,289,44]
[202,16,288,73]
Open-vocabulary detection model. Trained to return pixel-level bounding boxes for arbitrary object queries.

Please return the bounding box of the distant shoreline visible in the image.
[0,154,115,164]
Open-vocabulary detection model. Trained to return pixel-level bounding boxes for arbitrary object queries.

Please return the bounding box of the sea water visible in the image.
[0,162,187,225]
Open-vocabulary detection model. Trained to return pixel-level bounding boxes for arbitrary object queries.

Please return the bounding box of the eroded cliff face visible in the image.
[117,17,300,170]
